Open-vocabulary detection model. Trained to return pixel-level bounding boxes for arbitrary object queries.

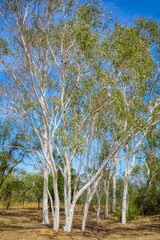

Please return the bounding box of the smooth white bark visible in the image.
[63,166,76,232]
[104,174,111,218]
[53,180,60,232]
[112,170,116,213]
[42,165,49,225]
[82,190,90,231]
[64,204,75,232]
[122,180,128,224]
[82,187,96,231]
[0,1,159,235]
[82,174,104,231]
[96,188,101,225]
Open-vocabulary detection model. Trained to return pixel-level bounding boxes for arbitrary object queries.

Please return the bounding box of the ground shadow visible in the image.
[0,209,159,240]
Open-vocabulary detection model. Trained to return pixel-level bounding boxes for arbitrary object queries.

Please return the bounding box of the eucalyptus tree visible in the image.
[105,20,160,224]
[0,0,160,233]
[0,0,112,232]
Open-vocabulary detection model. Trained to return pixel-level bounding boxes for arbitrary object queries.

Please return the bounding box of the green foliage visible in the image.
[0,1,160,228]
[0,121,27,192]
[134,184,160,215]
[134,17,160,45]
[0,171,44,209]
[0,174,20,209]
[49,167,80,203]
[129,160,160,216]
[0,38,11,55]
[19,173,43,207]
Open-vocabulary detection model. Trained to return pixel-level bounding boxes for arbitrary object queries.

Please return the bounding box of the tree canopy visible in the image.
[0,0,159,233]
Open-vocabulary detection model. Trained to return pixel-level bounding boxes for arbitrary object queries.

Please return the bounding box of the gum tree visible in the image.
[0,0,160,232]
[0,0,111,231]
[106,20,160,224]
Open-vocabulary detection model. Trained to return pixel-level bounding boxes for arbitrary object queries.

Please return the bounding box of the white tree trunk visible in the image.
[104,173,111,219]
[81,184,99,231]
[53,181,60,231]
[82,188,91,231]
[121,143,129,225]
[42,165,49,225]
[106,194,109,218]
[82,200,90,231]
[105,184,109,218]
[49,162,60,231]
[63,166,75,232]
[64,204,75,232]
[122,180,128,224]
[112,171,116,213]
[96,189,101,225]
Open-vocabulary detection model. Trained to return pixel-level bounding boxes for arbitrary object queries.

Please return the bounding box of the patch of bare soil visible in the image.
[0,209,159,240]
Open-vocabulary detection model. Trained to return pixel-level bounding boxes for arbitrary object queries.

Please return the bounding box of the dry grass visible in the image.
[0,201,39,209]
[0,208,159,240]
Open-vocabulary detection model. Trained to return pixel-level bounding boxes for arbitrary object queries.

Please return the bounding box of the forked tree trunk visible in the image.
[63,165,76,232]
[64,204,75,232]
[63,167,76,232]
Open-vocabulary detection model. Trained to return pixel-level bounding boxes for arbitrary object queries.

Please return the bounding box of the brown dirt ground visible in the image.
[0,208,159,240]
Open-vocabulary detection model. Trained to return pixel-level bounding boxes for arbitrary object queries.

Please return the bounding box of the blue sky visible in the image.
[101,0,160,24]
[1,0,159,173]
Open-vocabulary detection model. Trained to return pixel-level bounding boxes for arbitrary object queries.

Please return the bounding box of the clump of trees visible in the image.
[0,171,43,209]
[0,121,28,196]
[0,0,159,233]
